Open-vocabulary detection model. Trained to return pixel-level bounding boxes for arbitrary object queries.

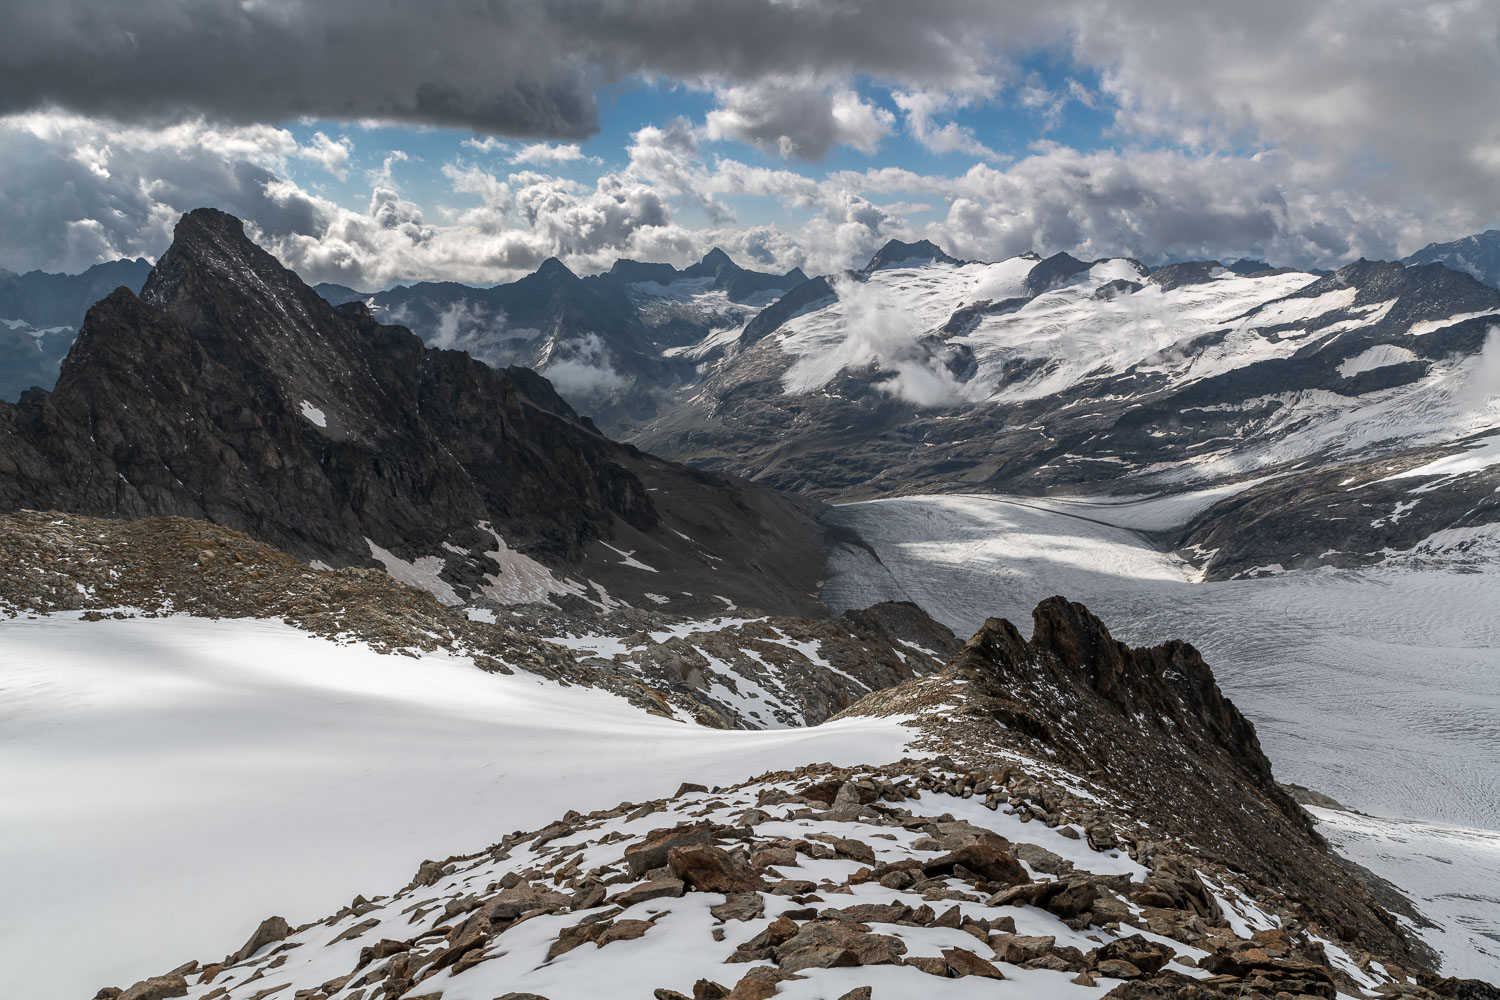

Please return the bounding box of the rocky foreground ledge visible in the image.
[93,599,1497,1000]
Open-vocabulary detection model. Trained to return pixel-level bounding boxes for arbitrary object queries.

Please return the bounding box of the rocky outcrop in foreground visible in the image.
[100,759,1488,1000]
[99,597,1494,1000]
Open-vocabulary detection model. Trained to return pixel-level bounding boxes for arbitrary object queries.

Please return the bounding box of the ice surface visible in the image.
[365,536,462,605]
[1338,344,1419,377]
[0,613,914,998]
[1311,807,1500,978]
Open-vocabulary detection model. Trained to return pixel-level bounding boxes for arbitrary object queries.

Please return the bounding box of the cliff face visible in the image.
[0,209,831,617]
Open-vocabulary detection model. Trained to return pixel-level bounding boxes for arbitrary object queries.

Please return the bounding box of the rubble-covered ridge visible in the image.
[842,596,1441,980]
[102,761,1489,1000]
[0,509,947,727]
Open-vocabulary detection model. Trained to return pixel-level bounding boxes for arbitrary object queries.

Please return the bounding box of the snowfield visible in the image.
[0,614,913,999]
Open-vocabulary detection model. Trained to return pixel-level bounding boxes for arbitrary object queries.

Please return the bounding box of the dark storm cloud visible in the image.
[0,0,1029,136]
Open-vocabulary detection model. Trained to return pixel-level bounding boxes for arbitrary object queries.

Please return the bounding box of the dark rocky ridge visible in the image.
[0,508,953,727]
[0,208,831,617]
[846,597,1435,974]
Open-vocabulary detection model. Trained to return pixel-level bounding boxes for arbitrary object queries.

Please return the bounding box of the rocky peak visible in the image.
[957,598,1277,789]
[607,258,680,284]
[1144,259,1224,292]
[698,246,736,270]
[1403,228,1500,289]
[863,238,963,272]
[534,256,579,283]
[1023,251,1091,295]
[0,208,837,618]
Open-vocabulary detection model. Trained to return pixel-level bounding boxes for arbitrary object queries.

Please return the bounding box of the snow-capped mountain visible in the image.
[1404,229,1500,289]
[0,256,152,402]
[613,241,1500,578]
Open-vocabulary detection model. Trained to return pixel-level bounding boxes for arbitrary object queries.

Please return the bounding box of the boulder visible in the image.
[1092,934,1175,976]
[624,823,722,877]
[943,947,1005,978]
[773,920,907,972]
[116,977,188,1000]
[610,877,686,908]
[668,845,766,893]
[230,915,292,963]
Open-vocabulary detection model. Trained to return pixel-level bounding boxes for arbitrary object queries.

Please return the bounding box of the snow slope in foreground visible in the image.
[0,614,913,999]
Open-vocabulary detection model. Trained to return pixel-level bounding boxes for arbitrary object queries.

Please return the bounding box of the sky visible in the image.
[2,1,1498,288]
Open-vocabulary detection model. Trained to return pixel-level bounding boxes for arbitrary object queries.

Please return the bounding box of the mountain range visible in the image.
[4,210,1500,997]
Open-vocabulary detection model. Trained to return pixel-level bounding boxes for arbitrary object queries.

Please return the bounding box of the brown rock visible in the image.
[724,967,798,1000]
[943,947,1005,979]
[820,902,912,925]
[923,841,1030,886]
[668,845,767,893]
[836,990,873,1000]
[1095,958,1144,979]
[412,860,446,886]
[546,921,605,961]
[116,979,188,1000]
[610,877,687,907]
[230,915,292,963]
[750,846,797,870]
[597,918,655,947]
[624,823,722,877]
[728,915,800,961]
[692,979,730,999]
[990,933,1056,964]
[572,882,608,910]
[906,955,949,976]
[1091,934,1174,976]
[773,920,907,972]
[710,893,765,922]
[832,838,876,864]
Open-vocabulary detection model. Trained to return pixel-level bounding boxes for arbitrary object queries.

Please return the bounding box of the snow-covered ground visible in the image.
[823,491,1500,976]
[0,614,912,998]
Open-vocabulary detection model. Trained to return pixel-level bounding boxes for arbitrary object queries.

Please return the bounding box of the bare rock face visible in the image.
[0,208,833,618]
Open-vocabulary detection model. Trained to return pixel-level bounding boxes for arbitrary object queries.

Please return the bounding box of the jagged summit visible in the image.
[0,208,834,618]
[863,238,965,272]
[533,255,579,282]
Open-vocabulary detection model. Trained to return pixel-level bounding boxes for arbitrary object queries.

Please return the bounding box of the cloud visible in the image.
[892,89,1003,161]
[296,132,354,180]
[541,333,627,399]
[704,78,895,160]
[818,276,969,407]
[509,143,592,166]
